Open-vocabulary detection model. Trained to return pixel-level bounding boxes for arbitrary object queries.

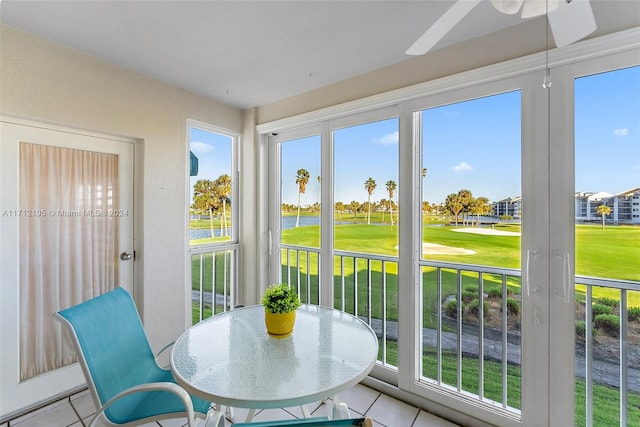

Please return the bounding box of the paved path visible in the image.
[193,291,639,392]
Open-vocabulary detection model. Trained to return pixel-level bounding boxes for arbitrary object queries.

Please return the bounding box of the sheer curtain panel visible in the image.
[19,142,119,380]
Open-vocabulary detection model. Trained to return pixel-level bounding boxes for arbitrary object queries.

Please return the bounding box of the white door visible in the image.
[0,118,134,419]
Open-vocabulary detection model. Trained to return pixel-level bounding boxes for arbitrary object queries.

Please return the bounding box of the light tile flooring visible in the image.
[2,384,459,427]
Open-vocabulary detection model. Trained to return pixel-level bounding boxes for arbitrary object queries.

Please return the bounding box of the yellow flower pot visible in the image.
[264,310,296,338]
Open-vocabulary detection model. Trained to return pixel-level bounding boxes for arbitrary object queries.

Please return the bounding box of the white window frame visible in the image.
[185,119,241,323]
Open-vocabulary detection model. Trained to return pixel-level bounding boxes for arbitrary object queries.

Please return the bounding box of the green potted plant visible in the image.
[261,283,301,338]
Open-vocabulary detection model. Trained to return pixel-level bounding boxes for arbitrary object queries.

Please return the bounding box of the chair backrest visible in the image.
[56,288,159,409]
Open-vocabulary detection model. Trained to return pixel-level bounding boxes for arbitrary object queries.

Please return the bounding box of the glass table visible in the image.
[170,304,378,421]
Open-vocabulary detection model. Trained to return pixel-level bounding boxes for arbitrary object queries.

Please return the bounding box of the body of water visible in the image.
[191,215,515,239]
[190,228,231,239]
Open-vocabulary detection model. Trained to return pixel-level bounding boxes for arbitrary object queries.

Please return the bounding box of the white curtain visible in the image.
[19,142,119,381]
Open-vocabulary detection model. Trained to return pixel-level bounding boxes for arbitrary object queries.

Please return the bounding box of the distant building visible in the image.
[574,188,639,224]
[492,196,521,219]
[614,187,640,224]
[575,191,614,222]
[491,188,639,224]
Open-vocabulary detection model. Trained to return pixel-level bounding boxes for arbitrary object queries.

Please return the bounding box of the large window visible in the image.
[333,117,399,367]
[187,120,238,322]
[279,134,321,304]
[271,113,400,366]
[574,66,640,427]
[189,125,234,244]
[418,91,522,410]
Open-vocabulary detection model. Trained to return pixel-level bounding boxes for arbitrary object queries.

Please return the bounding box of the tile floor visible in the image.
[2,383,459,427]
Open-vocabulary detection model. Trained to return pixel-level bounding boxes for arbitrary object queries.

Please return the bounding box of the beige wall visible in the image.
[0,24,243,349]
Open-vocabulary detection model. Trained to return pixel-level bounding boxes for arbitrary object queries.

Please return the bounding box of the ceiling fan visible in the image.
[406,0,597,55]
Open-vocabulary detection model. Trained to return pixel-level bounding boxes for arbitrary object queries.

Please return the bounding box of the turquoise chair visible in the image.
[231,417,372,426]
[55,287,224,427]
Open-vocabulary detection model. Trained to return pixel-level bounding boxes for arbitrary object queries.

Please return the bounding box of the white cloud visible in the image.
[614,128,629,137]
[451,161,474,172]
[374,131,399,145]
[190,141,213,153]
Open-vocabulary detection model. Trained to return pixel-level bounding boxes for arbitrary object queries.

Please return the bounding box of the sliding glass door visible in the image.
[572,63,640,427]
[416,89,523,411]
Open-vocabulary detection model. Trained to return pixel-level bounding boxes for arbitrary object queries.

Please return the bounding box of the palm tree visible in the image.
[457,189,473,226]
[215,174,231,236]
[422,201,431,217]
[471,197,490,227]
[335,201,344,219]
[349,201,360,219]
[596,204,612,230]
[192,179,218,238]
[445,193,463,225]
[295,168,310,227]
[364,177,377,224]
[386,180,397,225]
[379,198,387,222]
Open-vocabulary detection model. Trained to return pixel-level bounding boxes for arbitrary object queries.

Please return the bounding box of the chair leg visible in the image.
[332,401,351,419]
[300,404,311,418]
[225,405,234,421]
[203,408,225,427]
[244,408,256,422]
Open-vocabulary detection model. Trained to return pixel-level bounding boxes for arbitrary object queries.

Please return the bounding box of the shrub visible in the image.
[464,285,479,294]
[594,314,619,337]
[467,298,489,318]
[462,290,477,304]
[591,303,613,320]
[445,299,460,318]
[628,307,640,322]
[575,321,586,338]
[505,297,520,316]
[487,288,503,299]
[596,297,619,308]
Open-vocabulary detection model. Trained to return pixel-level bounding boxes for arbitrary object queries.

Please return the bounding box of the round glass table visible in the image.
[170,304,378,419]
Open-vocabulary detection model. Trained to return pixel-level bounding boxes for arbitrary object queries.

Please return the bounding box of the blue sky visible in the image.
[188,128,232,200]
[192,65,639,207]
[575,66,640,195]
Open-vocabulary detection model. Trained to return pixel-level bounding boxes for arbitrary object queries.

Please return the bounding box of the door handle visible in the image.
[120,251,133,261]
[524,248,542,296]
[552,250,571,303]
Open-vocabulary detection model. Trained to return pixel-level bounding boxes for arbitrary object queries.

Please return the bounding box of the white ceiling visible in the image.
[1,1,639,109]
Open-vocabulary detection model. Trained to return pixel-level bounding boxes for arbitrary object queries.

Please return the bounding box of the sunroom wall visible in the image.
[0,24,244,351]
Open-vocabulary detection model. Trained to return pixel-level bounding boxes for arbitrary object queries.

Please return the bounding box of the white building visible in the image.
[575,188,640,224]
[492,196,522,219]
[614,187,640,224]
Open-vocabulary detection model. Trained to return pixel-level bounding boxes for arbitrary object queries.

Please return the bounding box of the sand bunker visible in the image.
[423,242,476,255]
[451,227,521,237]
[396,243,476,255]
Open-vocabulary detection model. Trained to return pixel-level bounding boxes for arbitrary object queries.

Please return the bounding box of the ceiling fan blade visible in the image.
[521,0,560,18]
[406,0,482,56]
[548,0,597,47]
